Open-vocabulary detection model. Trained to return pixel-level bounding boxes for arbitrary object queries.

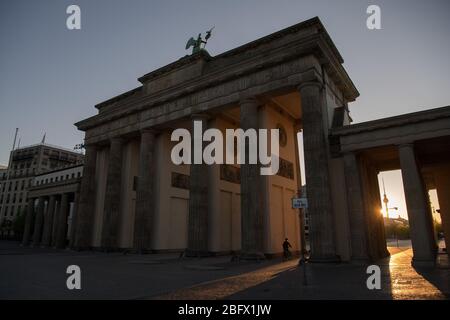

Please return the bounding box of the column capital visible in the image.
[297,81,324,92]
[109,136,125,144]
[398,143,414,149]
[83,143,98,150]
[239,97,262,107]
[140,128,158,135]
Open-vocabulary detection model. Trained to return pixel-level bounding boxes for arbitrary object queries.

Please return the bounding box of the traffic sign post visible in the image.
[292,197,308,209]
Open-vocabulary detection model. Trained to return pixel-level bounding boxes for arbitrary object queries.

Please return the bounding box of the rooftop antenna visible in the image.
[41,132,46,144]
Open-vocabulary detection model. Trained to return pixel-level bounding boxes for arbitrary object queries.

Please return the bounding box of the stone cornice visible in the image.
[95,87,142,110]
[331,105,450,137]
[138,50,212,84]
[214,17,343,64]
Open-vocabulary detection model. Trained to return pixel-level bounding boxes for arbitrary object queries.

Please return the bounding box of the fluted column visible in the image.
[133,129,156,252]
[187,114,209,256]
[41,195,56,247]
[32,196,45,246]
[101,137,124,250]
[240,98,265,259]
[73,144,97,249]
[22,198,35,246]
[68,192,79,248]
[56,193,69,249]
[399,143,436,265]
[298,81,337,262]
[343,152,369,261]
[434,165,450,255]
[51,196,61,247]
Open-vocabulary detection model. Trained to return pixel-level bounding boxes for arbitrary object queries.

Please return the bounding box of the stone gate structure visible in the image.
[58,17,449,264]
[71,17,361,259]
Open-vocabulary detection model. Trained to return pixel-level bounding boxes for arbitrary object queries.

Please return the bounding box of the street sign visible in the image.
[292,197,308,209]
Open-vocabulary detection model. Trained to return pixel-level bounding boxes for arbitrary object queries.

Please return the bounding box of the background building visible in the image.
[22,164,83,248]
[0,143,84,223]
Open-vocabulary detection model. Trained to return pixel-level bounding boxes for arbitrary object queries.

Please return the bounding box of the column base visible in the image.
[239,252,266,261]
[349,257,371,265]
[70,246,91,252]
[412,258,436,268]
[184,249,212,258]
[308,254,341,263]
[130,248,152,254]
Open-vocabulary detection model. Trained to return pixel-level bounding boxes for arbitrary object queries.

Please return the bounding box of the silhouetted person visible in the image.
[282,238,292,260]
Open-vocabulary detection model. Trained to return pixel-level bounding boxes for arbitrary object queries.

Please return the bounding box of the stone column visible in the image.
[68,192,80,248]
[22,198,35,246]
[298,81,337,262]
[399,143,436,265]
[133,129,156,252]
[101,137,124,250]
[343,152,369,261]
[187,114,209,256]
[434,165,450,254]
[51,196,61,247]
[32,196,45,246]
[73,144,97,249]
[56,193,69,249]
[41,195,56,247]
[240,98,265,259]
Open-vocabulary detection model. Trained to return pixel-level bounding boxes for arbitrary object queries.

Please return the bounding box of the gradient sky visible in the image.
[1,0,449,220]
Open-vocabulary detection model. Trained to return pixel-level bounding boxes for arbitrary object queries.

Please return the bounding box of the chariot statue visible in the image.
[185,27,214,55]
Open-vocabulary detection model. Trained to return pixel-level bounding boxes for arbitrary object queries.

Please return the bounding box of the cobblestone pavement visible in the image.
[1,241,449,299]
[153,247,450,300]
[0,241,283,299]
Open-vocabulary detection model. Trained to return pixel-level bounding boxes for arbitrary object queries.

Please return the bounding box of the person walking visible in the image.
[282,238,292,260]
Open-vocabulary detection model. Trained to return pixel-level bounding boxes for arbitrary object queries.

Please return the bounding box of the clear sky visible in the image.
[1,0,449,220]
